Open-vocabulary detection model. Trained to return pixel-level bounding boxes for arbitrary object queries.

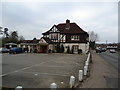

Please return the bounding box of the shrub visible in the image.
[52,50,55,53]
[60,44,64,53]
[48,49,51,53]
[66,45,70,53]
[78,49,82,54]
[56,44,60,53]
[70,46,74,54]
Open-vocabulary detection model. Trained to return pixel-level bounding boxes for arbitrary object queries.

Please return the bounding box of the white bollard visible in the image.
[84,66,87,76]
[87,57,90,63]
[85,61,89,66]
[50,83,57,90]
[86,65,89,72]
[15,86,22,90]
[79,70,83,82]
[69,76,75,88]
[87,53,90,62]
[88,53,90,57]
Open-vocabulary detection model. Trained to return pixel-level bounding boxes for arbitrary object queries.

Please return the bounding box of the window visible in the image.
[71,35,79,41]
[73,45,79,52]
[51,33,58,39]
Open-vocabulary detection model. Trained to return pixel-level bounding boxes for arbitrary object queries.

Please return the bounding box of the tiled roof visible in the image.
[43,22,88,35]
[18,39,40,44]
[42,37,53,44]
[57,23,87,34]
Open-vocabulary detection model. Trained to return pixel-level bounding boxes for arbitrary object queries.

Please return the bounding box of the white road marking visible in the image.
[14,70,18,72]
[34,74,38,76]
[0,74,7,77]
[1,59,55,77]
[37,72,69,77]
[20,71,69,77]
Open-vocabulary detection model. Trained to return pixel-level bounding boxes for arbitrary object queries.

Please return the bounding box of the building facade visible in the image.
[37,20,89,53]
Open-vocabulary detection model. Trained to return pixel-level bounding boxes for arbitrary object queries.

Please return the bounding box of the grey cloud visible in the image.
[2,2,118,42]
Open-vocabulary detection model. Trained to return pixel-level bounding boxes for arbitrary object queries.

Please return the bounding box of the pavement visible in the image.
[80,51,118,88]
[1,53,87,88]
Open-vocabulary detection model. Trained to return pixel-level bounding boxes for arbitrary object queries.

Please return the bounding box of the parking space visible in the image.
[2,53,87,88]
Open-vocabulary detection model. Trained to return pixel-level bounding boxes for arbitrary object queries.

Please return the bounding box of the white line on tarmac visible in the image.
[36,72,69,77]
[0,59,55,77]
[22,72,69,77]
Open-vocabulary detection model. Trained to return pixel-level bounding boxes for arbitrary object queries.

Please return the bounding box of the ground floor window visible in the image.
[73,45,79,52]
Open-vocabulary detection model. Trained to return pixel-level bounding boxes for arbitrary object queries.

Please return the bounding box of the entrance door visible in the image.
[41,45,48,53]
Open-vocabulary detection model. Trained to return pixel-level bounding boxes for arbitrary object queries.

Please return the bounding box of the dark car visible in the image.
[101,48,107,52]
[9,47,23,54]
[96,48,102,53]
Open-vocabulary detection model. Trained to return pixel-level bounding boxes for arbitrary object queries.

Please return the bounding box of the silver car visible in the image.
[109,49,116,53]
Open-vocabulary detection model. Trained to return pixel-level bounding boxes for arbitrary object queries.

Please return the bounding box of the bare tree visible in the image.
[88,31,99,42]
[88,31,99,49]
[19,35,25,41]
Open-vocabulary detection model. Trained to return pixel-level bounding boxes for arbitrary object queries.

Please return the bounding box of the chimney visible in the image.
[65,19,70,30]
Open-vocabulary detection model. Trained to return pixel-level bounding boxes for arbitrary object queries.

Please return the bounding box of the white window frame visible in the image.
[73,45,79,52]
[71,35,79,41]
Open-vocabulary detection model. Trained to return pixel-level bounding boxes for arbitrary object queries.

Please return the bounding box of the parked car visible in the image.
[96,48,102,53]
[101,48,107,52]
[0,48,9,53]
[9,47,23,54]
[109,49,116,53]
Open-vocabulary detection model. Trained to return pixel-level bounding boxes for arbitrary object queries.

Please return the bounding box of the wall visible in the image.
[48,44,54,50]
[63,43,89,53]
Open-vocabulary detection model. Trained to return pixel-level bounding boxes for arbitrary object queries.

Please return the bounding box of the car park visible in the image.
[9,47,24,54]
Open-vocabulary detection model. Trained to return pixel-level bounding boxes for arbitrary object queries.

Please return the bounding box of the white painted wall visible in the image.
[63,43,89,53]
[48,44,54,50]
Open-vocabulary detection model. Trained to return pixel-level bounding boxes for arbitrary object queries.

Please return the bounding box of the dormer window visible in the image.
[71,35,79,41]
[65,27,70,30]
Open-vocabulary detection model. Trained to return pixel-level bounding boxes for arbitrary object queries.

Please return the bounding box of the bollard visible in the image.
[86,65,88,70]
[84,66,87,76]
[50,83,57,90]
[85,61,89,66]
[15,86,22,90]
[87,53,90,63]
[88,53,90,57]
[87,57,90,63]
[79,70,83,82]
[69,76,75,88]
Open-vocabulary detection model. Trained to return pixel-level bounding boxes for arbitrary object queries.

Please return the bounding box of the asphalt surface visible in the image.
[1,53,87,88]
[80,51,118,88]
[99,51,119,70]
[98,51,119,88]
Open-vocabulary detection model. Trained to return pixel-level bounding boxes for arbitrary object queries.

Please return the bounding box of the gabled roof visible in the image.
[42,37,53,44]
[43,22,88,35]
[56,23,86,34]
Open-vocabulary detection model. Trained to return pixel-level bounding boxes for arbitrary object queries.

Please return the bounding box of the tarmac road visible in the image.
[99,51,119,70]
[81,51,118,88]
[97,51,119,88]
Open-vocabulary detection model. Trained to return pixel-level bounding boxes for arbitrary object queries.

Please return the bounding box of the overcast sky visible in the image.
[0,0,118,43]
